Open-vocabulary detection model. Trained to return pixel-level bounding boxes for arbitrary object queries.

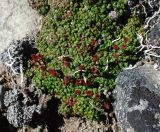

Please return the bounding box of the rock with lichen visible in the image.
[3,86,43,128]
[113,63,160,131]
[0,36,37,75]
[146,17,160,65]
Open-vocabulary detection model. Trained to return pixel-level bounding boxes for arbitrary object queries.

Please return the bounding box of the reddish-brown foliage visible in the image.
[75,89,81,95]
[48,68,59,77]
[92,54,98,62]
[76,79,82,86]
[31,54,38,61]
[91,38,96,46]
[40,65,46,71]
[113,53,119,59]
[64,76,71,86]
[103,101,112,111]
[66,97,77,106]
[122,44,127,49]
[113,44,119,50]
[63,61,70,67]
[124,37,129,44]
[85,90,93,97]
[91,65,99,75]
[95,93,101,101]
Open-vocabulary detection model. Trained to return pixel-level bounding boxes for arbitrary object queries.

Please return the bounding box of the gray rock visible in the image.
[147,17,160,64]
[0,85,5,109]
[144,0,160,9]
[0,0,42,54]
[114,64,160,132]
[4,87,43,128]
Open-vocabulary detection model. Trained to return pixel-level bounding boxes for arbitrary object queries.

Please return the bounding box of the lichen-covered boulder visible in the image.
[4,87,43,128]
[113,63,160,132]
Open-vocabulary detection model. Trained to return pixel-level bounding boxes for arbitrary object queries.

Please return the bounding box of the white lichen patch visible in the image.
[128,99,149,112]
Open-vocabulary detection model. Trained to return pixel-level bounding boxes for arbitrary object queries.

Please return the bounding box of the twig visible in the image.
[111,37,120,43]
[104,58,109,71]
[136,33,146,51]
[73,70,85,76]
[123,64,137,70]
[141,3,147,16]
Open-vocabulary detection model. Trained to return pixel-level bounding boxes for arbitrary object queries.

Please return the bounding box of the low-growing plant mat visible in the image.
[26,0,145,121]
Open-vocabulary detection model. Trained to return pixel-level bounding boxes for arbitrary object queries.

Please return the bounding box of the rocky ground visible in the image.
[0,0,160,132]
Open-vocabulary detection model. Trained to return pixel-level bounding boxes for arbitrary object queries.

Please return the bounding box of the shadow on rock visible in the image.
[0,114,16,132]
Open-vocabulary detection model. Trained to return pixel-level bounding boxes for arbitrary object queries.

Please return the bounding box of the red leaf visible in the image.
[64,76,71,86]
[124,37,129,44]
[91,65,99,75]
[103,101,112,111]
[63,61,70,67]
[95,93,101,101]
[92,54,98,62]
[48,68,58,77]
[76,79,82,86]
[37,53,44,60]
[86,45,92,51]
[31,54,38,61]
[40,65,46,71]
[85,90,93,97]
[31,54,44,61]
[75,90,81,95]
[113,44,119,50]
[115,61,118,64]
[91,38,96,46]
[122,44,127,49]
[66,97,77,106]
[113,53,119,59]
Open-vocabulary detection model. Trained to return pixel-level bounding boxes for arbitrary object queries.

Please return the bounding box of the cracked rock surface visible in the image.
[114,63,160,132]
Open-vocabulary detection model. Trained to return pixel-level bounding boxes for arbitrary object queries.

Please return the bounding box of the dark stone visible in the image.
[147,17,160,64]
[113,64,160,131]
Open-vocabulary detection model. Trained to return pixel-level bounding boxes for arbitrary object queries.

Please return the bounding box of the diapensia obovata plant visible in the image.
[26,0,145,121]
